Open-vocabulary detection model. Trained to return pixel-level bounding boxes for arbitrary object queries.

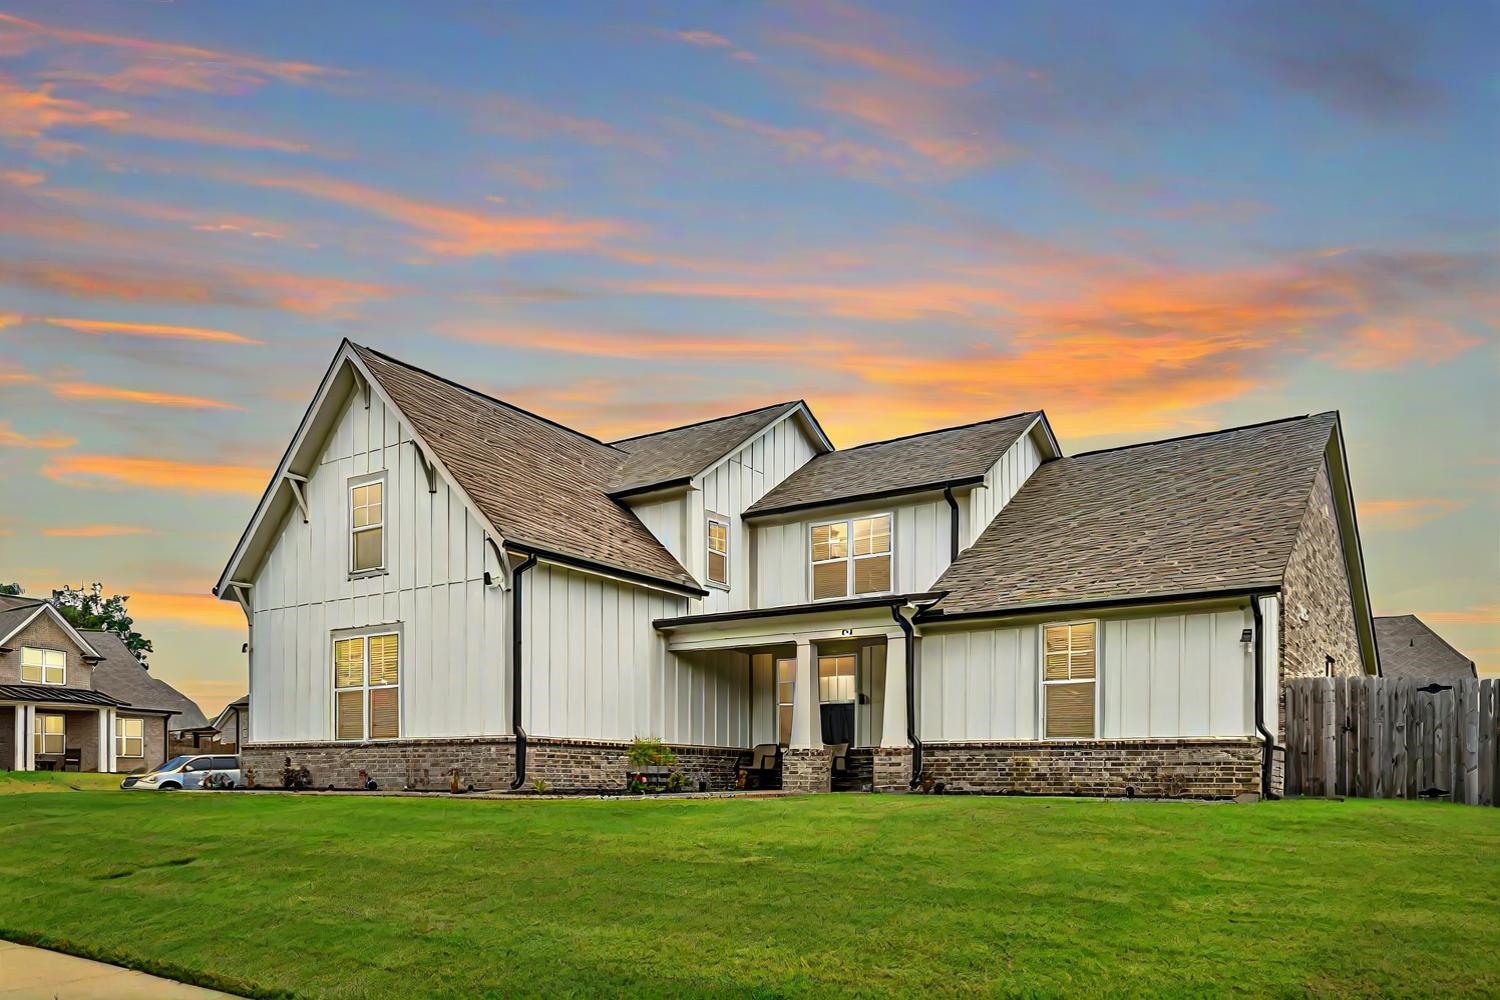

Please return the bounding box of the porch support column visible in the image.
[11,706,25,771]
[783,639,831,792]
[98,708,110,772]
[873,629,914,792]
[21,704,36,771]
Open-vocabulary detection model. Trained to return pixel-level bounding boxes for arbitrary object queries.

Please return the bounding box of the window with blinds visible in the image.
[1042,621,1097,739]
[817,654,856,703]
[810,514,892,600]
[350,478,385,573]
[333,632,400,741]
[116,717,144,758]
[706,515,729,587]
[776,658,796,746]
[21,647,65,685]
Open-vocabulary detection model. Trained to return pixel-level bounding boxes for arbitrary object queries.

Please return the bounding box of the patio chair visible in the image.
[61,748,83,772]
[739,743,780,789]
[827,743,850,775]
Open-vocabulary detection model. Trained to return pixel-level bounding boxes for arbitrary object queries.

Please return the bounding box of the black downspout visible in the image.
[1250,593,1280,800]
[890,605,922,789]
[509,553,539,790]
[941,485,960,562]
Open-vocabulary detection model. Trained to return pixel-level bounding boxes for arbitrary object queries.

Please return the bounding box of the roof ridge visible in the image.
[609,400,802,444]
[1070,412,1334,460]
[830,410,1039,455]
[351,341,622,453]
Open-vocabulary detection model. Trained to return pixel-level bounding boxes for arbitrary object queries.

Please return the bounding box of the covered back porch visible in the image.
[656,594,937,793]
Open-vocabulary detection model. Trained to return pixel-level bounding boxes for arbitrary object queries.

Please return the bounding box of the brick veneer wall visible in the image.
[920,739,1265,798]
[0,706,12,769]
[781,747,831,793]
[871,747,912,792]
[1281,461,1364,682]
[240,736,747,792]
[0,612,95,690]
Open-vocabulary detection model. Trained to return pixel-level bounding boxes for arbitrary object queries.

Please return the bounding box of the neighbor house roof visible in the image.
[352,344,702,594]
[211,694,249,732]
[0,683,123,707]
[83,630,209,729]
[927,413,1341,618]
[744,411,1046,518]
[1374,616,1476,681]
[0,594,103,658]
[607,401,814,497]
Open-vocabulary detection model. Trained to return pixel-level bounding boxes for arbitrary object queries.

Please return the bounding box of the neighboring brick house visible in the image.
[1375,615,1477,682]
[217,340,1378,799]
[0,595,205,773]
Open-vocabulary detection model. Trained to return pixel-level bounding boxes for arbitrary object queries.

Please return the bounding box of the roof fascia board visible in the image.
[508,544,705,599]
[0,604,102,658]
[692,402,833,490]
[1325,418,1381,676]
[655,592,944,631]
[609,477,695,502]
[743,476,987,522]
[1026,411,1062,460]
[918,587,1276,628]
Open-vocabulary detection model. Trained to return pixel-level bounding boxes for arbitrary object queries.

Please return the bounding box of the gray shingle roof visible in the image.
[1375,616,1476,681]
[928,413,1340,617]
[609,401,805,496]
[83,630,209,729]
[0,683,122,706]
[745,411,1042,517]
[353,344,701,593]
[0,595,45,643]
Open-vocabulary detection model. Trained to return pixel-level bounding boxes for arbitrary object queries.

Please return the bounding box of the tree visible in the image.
[50,582,154,667]
[0,582,23,596]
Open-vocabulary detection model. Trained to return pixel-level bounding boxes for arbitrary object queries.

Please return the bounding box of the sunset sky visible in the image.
[1,0,1496,711]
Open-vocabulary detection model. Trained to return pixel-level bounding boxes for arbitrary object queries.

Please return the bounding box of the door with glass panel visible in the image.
[776,657,796,746]
[818,653,856,745]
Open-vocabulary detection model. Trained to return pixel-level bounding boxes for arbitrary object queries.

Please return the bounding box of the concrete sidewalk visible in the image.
[0,940,234,999]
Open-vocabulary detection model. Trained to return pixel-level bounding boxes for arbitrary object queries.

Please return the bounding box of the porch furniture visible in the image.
[738,743,780,789]
[34,758,58,772]
[827,743,850,775]
[61,748,83,772]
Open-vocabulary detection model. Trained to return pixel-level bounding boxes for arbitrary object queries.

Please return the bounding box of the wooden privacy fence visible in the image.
[1284,676,1499,806]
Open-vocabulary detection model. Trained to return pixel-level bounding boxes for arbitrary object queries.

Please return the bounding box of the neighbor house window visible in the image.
[333,631,400,741]
[116,717,144,758]
[20,646,65,685]
[706,515,729,588]
[776,657,796,746]
[818,654,856,703]
[810,514,892,600]
[33,713,65,756]
[1042,622,1098,739]
[350,477,385,573]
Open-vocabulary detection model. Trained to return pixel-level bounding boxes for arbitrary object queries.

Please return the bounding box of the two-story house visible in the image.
[2,596,206,773]
[216,341,1378,797]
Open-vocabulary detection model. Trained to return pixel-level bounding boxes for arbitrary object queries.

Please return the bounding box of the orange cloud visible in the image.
[773,32,975,88]
[0,12,337,91]
[50,381,240,410]
[0,167,44,186]
[42,455,265,493]
[0,420,75,449]
[41,316,262,345]
[816,84,1012,169]
[126,591,247,630]
[674,30,732,48]
[42,524,159,538]
[455,324,856,362]
[702,108,924,180]
[1360,498,1467,530]
[1421,604,1500,626]
[236,172,623,257]
[1336,318,1483,371]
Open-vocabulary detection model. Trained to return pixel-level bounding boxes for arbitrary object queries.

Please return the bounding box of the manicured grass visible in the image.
[0,770,122,794]
[1,792,1496,998]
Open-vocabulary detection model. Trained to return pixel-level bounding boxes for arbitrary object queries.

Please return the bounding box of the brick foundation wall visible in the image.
[871,747,912,791]
[782,747,831,793]
[240,736,747,792]
[921,739,1265,798]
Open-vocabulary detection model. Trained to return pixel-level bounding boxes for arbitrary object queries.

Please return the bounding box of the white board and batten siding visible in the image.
[965,428,1045,547]
[248,390,508,744]
[920,605,1258,742]
[520,563,752,747]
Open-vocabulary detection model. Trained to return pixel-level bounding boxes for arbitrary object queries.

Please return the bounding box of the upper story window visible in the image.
[350,476,385,574]
[333,631,400,741]
[810,513,892,600]
[21,646,65,685]
[706,515,729,589]
[1042,621,1097,739]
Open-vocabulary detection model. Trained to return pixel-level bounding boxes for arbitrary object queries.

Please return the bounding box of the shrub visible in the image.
[626,737,677,768]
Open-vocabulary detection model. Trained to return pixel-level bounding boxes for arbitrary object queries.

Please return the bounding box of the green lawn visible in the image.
[1,790,1496,998]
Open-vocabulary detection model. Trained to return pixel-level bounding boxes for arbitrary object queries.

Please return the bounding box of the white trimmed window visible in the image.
[776,657,796,747]
[706,515,729,588]
[333,631,400,741]
[116,717,144,758]
[349,476,385,573]
[21,646,65,685]
[810,513,892,600]
[33,713,65,755]
[817,654,856,703]
[1042,621,1098,739]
